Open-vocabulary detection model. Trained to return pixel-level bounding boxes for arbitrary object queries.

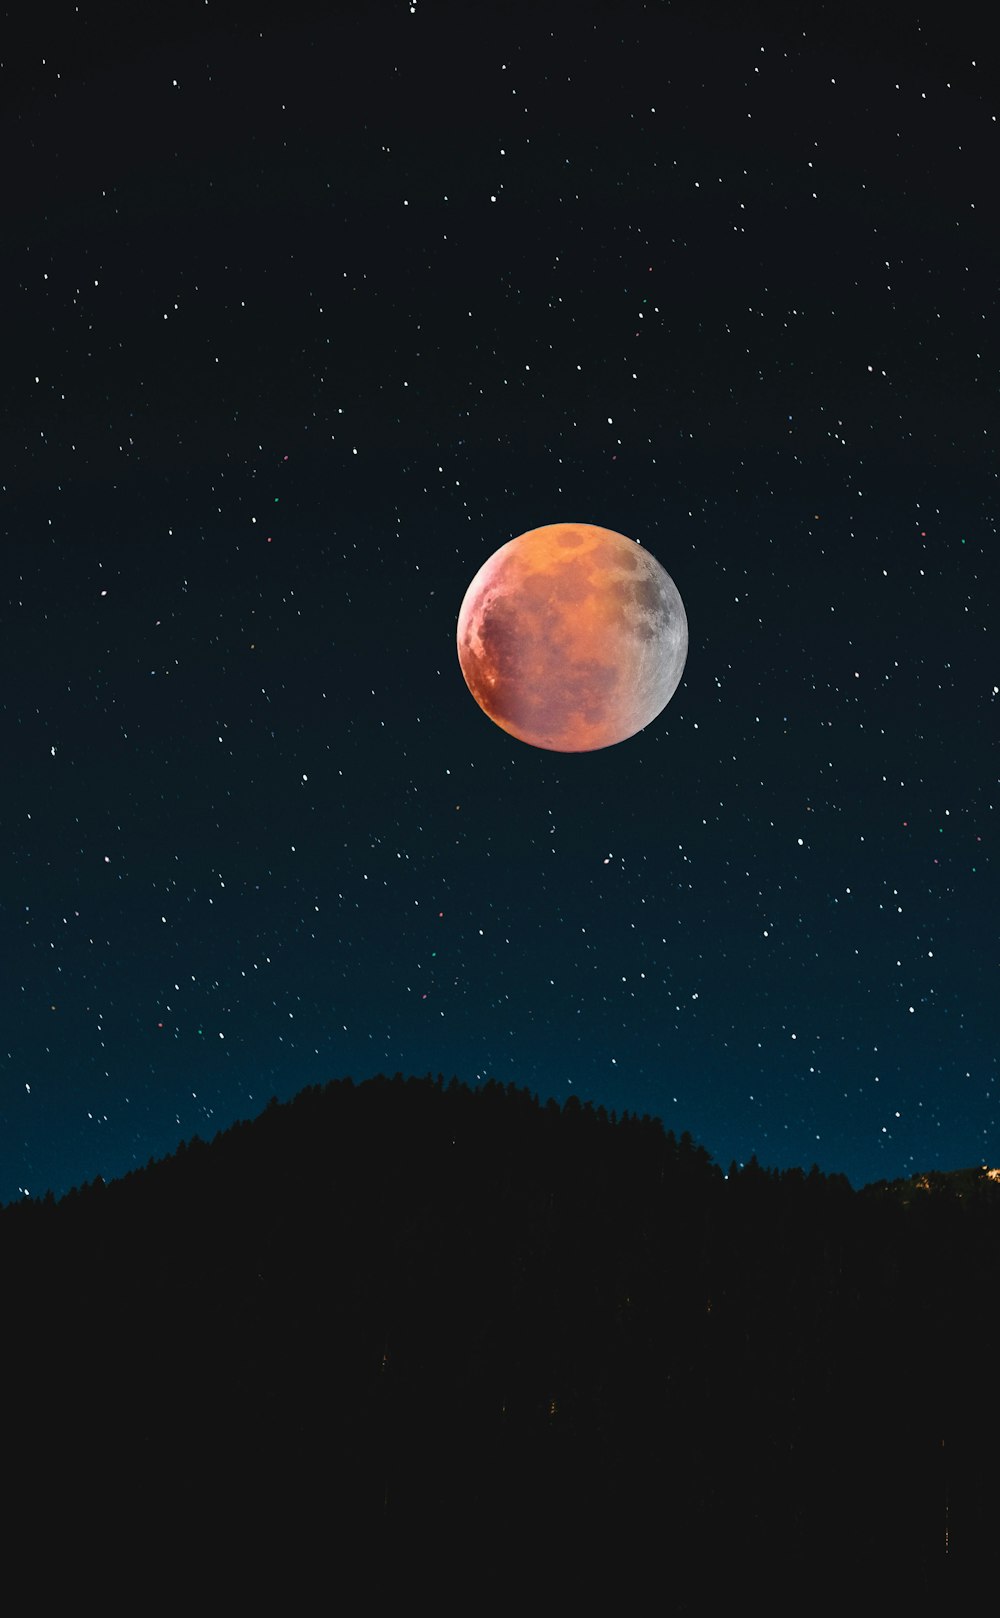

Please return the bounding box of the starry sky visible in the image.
[3,0,996,1204]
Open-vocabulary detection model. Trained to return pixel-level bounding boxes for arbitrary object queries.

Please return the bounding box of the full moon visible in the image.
[456,522,688,752]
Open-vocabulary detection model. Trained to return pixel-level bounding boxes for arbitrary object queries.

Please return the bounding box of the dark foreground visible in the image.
[2,1076,996,1594]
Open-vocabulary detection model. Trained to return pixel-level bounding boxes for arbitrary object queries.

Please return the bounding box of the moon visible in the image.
[456,522,688,752]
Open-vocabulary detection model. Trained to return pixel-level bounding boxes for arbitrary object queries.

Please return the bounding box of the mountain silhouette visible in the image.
[1,1073,997,1593]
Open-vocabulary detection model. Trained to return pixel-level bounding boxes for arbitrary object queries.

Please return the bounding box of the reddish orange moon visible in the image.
[456,522,688,752]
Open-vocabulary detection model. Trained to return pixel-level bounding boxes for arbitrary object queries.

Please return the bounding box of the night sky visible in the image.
[3,1,996,1206]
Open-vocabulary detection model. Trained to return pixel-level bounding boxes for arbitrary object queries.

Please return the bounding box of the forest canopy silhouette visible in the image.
[2,1073,997,1580]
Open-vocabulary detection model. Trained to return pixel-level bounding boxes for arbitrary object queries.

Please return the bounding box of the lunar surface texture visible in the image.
[457,523,688,752]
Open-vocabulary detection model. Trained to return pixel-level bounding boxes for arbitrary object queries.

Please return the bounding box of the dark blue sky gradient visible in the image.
[2,0,995,1202]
